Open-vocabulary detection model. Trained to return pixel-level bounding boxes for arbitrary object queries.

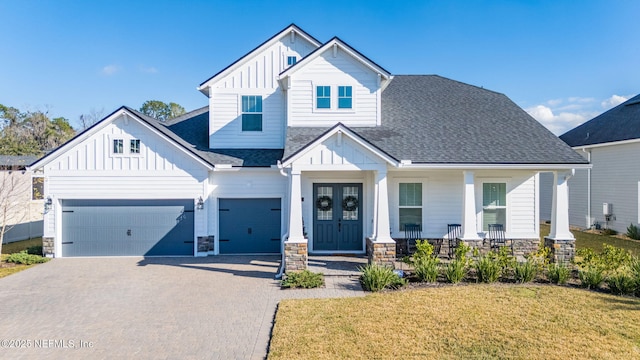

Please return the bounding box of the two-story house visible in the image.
[29,24,588,271]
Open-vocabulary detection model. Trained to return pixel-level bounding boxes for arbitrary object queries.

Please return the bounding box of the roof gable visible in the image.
[29,107,214,171]
[197,24,322,95]
[282,123,397,167]
[560,93,640,147]
[279,37,391,85]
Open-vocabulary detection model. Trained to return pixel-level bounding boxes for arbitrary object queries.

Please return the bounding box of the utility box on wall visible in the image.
[603,203,612,216]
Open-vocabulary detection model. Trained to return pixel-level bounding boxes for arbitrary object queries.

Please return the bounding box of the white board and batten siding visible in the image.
[287,50,381,127]
[41,115,209,238]
[208,37,317,149]
[292,133,385,168]
[389,170,539,239]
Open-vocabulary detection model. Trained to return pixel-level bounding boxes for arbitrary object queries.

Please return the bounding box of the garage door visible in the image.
[219,198,281,254]
[61,199,194,257]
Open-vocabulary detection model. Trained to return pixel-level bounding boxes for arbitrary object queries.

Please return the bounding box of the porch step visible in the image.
[307,255,367,277]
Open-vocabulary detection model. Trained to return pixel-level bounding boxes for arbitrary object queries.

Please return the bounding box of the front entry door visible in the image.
[313,183,363,251]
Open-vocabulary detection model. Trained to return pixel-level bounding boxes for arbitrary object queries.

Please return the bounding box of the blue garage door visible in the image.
[61,199,194,257]
[218,198,281,254]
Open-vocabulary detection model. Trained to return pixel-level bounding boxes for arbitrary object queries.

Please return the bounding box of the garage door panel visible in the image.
[219,198,281,254]
[62,199,194,257]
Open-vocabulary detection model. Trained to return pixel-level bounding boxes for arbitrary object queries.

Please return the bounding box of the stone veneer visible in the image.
[43,237,54,257]
[544,237,575,264]
[197,236,215,253]
[366,238,396,268]
[284,241,308,272]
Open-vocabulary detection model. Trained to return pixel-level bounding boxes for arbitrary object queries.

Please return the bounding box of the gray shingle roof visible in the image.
[145,107,282,167]
[560,94,640,147]
[285,75,588,164]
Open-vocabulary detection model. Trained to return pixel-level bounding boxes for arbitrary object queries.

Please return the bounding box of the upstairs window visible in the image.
[287,56,297,66]
[113,139,124,154]
[130,139,141,154]
[241,95,263,131]
[338,86,352,109]
[482,183,506,231]
[316,86,331,109]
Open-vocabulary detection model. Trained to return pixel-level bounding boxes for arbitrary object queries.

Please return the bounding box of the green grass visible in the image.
[269,285,640,359]
[540,224,640,256]
[1,237,42,254]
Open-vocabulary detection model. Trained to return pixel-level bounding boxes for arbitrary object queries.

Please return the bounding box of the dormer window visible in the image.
[316,86,331,109]
[287,56,297,66]
[338,86,352,109]
[241,95,263,131]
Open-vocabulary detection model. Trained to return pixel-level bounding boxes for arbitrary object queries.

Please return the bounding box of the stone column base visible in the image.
[366,238,396,268]
[284,241,308,272]
[197,236,214,253]
[544,237,575,264]
[43,237,54,258]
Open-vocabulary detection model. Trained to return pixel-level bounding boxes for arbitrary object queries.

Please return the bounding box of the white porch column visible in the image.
[373,169,393,243]
[368,168,395,267]
[461,170,481,240]
[287,168,305,243]
[548,171,574,240]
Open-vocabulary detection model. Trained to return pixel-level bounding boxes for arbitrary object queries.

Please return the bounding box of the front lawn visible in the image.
[269,285,640,359]
[540,224,640,256]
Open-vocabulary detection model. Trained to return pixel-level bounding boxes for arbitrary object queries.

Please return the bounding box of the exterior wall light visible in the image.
[44,197,53,212]
[196,196,204,210]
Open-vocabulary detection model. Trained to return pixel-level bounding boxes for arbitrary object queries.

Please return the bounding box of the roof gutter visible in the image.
[396,163,592,170]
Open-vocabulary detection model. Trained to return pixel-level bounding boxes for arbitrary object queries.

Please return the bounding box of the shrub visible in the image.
[444,259,466,284]
[454,242,472,263]
[627,223,640,240]
[606,272,637,295]
[602,228,618,236]
[474,254,502,283]
[5,251,50,265]
[579,267,605,289]
[359,263,406,292]
[281,270,324,289]
[547,263,570,285]
[630,257,640,296]
[26,245,43,255]
[414,257,439,282]
[413,240,434,262]
[514,259,537,283]
[527,245,551,273]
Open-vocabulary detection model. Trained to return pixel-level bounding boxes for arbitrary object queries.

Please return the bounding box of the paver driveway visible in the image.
[0,256,363,359]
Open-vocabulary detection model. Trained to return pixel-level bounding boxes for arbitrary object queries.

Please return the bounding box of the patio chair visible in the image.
[487,223,512,255]
[447,224,462,259]
[404,224,422,255]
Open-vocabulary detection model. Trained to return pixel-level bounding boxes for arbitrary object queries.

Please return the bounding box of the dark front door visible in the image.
[313,183,363,251]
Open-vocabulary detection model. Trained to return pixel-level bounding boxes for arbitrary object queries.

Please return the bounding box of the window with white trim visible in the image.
[316,86,331,109]
[287,56,297,66]
[241,95,262,131]
[338,86,352,109]
[399,183,422,231]
[113,139,124,154]
[482,183,506,231]
[130,139,141,154]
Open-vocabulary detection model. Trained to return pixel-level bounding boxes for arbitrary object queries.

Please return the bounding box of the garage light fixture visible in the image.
[196,196,204,210]
[44,197,53,212]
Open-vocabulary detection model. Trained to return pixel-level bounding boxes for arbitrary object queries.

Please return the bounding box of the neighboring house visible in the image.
[29,24,588,269]
[0,155,44,244]
[544,94,640,234]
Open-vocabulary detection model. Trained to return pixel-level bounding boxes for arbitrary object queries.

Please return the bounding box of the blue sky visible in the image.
[1,0,638,134]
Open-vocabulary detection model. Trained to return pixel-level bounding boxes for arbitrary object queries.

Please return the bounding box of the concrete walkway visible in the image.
[0,256,364,360]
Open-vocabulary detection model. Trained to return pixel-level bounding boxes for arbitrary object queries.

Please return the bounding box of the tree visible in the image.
[0,171,30,256]
[139,100,186,121]
[79,108,104,130]
[0,104,75,156]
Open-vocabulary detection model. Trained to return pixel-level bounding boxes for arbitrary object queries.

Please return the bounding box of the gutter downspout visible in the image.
[275,160,289,279]
[583,148,592,228]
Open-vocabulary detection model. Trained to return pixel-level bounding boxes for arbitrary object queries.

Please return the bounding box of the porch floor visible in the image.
[307,255,367,276]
